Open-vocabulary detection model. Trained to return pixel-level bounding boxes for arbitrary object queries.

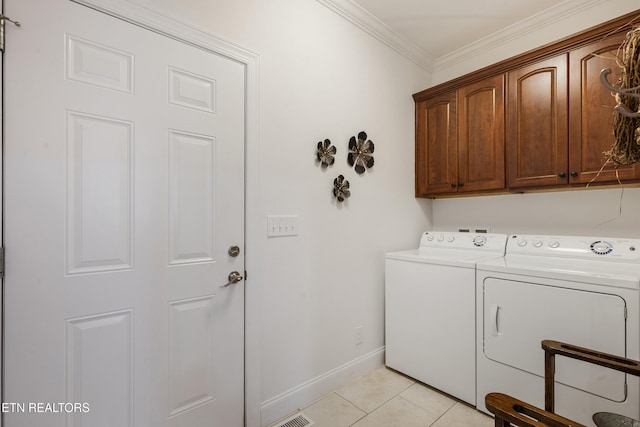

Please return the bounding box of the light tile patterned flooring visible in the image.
[269,367,494,427]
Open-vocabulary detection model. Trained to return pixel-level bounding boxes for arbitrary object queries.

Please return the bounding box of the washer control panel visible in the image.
[419,232,507,253]
[507,234,640,261]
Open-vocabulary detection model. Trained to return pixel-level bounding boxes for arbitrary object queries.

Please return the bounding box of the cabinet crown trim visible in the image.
[414,10,640,101]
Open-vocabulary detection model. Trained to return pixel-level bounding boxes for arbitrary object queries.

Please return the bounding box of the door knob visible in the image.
[219,271,243,288]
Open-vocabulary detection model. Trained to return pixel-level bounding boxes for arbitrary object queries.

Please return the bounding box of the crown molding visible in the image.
[433,0,609,72]
[316,0,435,71]
[317,0,616,76]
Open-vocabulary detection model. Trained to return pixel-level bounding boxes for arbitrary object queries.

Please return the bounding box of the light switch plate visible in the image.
[267,215,298,237]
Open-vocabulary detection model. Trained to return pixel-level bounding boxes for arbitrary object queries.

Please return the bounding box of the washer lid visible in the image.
[386,249,504,268]
[477,255,640,290]
[385,232,507,267]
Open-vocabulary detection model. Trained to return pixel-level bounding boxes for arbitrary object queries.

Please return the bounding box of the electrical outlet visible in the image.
[355,326,364,345]
[473,226,490,233]
[458,225,491,233]
[267,215,298,237]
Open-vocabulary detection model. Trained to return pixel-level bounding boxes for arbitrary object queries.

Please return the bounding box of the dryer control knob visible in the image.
[517,239,527,247]
[447,236,455,242]
[437,235,445,242]
[591,241,613,255]
[426,234,434,241]
[532,240,543,248]
[549,241,560,249]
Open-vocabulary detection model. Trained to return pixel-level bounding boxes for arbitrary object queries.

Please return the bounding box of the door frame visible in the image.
[2,0,263,425]
[0,4,4,427]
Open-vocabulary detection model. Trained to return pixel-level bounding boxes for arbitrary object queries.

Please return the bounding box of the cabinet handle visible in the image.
[558,172,566,178]
[451,183,456,188]
[458,182,464,187]
[570,171,578,177]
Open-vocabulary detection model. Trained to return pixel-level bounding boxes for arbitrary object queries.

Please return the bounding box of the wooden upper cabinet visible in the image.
[506,55,569,189]
[568,33,640,184]
[415,91,457,197]
[415,75,505,197]
[458,74,505,192]
[413,10,640,198]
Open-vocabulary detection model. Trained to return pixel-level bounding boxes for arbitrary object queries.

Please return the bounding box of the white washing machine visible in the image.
[476,234,640,427]
[385,231,507,405]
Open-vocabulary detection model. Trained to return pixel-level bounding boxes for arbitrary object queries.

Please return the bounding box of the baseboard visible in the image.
[260,346,385,426]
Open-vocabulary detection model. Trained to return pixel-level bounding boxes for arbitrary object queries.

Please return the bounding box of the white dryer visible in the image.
[476,234,640,427]
[385,231,507,405]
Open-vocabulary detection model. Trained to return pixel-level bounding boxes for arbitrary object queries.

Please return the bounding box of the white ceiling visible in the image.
[350,0,563,58]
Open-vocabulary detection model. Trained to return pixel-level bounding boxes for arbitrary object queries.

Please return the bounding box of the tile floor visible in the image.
[269,367,494,427]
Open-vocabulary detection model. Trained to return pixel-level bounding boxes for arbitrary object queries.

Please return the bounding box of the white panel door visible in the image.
[3,1,245,426]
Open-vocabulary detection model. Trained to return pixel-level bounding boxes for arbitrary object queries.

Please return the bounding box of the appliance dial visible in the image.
[473,236,487,247]
[532,240,543,248]
[548,241,560,249]
[517,239,527,247]
[437,235,445,242]
[426,234,434,241]
[590,241,613,255]
[447,236,455,242]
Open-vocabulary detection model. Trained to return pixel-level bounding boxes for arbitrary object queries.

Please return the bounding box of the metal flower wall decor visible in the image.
[333,175,351,202]
[316,139,337,168]
[315,131,375,203]
[348,131,374,174]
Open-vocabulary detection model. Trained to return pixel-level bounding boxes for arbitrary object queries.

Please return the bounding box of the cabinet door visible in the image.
[507,55,569,188]
[415,91,457,196]
[568,34,640,184]
[458,75,505,192]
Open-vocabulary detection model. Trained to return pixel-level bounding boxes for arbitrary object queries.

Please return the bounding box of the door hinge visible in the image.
[0,247,5,279]
[0,15,21,52]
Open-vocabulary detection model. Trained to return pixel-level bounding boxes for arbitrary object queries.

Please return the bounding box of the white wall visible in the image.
[125,0,431,425]
[432,188,640,237]
[432,0,640,239]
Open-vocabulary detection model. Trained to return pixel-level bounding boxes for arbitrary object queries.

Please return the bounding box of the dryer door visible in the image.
[482,277,627,401]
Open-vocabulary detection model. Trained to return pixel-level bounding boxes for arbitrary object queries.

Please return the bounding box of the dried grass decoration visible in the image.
[603,25,640,166]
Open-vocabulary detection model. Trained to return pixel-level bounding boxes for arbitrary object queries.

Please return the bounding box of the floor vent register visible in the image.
[274,412,314,427]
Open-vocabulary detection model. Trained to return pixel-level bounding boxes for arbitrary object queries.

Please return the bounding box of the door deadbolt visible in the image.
[228,245,240,257]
